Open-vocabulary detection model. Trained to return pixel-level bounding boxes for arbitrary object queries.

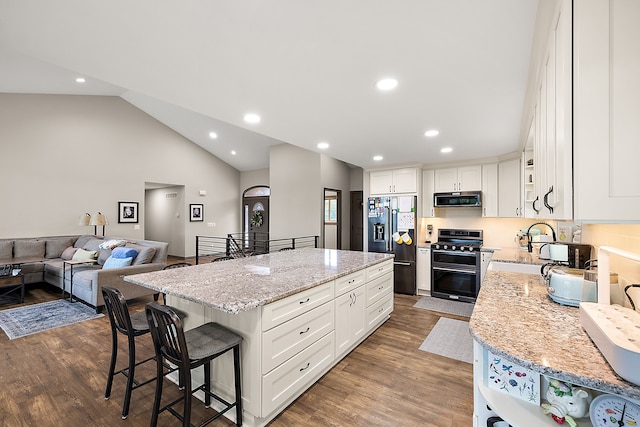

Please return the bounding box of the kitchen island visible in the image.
[125,248,394,427]
[470,270,640,426]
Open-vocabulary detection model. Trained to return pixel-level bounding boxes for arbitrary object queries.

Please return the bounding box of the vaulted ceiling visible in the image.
[0,0,539,171]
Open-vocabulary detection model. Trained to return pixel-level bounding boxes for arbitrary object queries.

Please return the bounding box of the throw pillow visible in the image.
[102,256,133,269]
[72,248,98,261]
[99,239,127,250]
[61,246,79,260]
[111,247,139,259]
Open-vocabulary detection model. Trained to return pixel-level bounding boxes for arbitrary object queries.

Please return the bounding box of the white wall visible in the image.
[240,168,269,193]
[321,154,352,249]
[145,186,185,257]
[269,144,322,241]
[0,94,240,257]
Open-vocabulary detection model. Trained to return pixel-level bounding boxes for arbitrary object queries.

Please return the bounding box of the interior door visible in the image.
[350,191,363,251]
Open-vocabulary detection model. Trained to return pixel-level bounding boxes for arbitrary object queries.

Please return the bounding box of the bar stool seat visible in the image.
[101,286,185,420]
[145,302,243,427]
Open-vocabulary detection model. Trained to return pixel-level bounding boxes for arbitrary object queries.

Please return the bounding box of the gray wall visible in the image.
[0,94,240,257]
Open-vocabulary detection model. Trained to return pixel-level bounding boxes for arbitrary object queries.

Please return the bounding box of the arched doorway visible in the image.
[242,186,270,254]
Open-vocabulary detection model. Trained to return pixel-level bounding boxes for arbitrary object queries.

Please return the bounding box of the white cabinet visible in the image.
[421,169,435,218]
[526,0,573,219]
[480,251,493,282]
[481,163,498,217]
[334,285,366,357]
[434,166,481,192]
[370,168,418,195]
[416,247,431,295]
[573,0,640,221]
[365,261,394,332]
[498,157,522,218]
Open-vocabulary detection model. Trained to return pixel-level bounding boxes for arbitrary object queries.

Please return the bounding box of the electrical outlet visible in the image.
[134,225,140,230]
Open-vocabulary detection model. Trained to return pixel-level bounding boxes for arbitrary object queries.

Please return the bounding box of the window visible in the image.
[325,197,337,223]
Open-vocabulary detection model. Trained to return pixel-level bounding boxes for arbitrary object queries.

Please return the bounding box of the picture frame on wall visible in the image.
[118,201,139,223]
[190,204,204,222]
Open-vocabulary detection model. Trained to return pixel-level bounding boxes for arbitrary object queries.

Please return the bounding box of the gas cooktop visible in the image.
[431,229,483,252]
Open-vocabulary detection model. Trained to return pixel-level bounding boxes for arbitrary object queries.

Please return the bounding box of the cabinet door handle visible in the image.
[299,297,310,304]
[300,362,310,372]
[299,327,310,335]
[532,196,540,214]
[543,186,554,214]
[389,185,392,193]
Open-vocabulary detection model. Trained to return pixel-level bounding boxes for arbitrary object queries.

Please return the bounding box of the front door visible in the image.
[243,186,270,254]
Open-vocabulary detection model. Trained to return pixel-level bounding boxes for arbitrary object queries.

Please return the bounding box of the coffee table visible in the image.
[0,272,25,305]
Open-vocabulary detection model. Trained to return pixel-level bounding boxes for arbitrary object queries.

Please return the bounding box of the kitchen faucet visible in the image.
[526,222,557,253]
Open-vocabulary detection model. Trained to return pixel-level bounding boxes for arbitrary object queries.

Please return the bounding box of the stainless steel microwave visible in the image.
[433,191,482,207]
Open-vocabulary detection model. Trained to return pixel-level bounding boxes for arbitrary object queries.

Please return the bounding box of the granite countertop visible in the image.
[124,248,393,314]
[470,270,640,400]
[488,247,548,265]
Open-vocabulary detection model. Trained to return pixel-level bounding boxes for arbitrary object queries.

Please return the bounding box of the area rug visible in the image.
[413,295,474,318]
[419,317,473,364]
[0,299,103,340]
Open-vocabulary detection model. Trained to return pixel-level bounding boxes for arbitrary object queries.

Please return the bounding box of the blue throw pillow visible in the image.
[103,256,133,269]
[111,247,139,259]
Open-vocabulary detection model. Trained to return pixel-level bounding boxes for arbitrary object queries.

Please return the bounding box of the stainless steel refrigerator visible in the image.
[367,195,417,295]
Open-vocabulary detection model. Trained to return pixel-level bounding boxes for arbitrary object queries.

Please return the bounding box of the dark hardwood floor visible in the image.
[0,281,473,427]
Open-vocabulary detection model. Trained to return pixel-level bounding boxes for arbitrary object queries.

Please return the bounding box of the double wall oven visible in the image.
[431,229,483,303]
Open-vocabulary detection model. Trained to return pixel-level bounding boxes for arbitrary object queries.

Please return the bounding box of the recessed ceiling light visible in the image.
[317,142,329,150]
[231,150,237,155]
[441,147,453,153]
[375,78,398,91]
[373,155,384,161]
[209,131,218,139]
[424,129,439,137]
[243,113,261,124]
[75,77,86,83]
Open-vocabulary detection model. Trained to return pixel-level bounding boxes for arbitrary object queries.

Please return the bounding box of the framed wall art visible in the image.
[118,201,139,223]
[190,204,204,222]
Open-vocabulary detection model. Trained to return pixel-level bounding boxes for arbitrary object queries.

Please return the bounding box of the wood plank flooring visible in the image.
[0,282,473,427]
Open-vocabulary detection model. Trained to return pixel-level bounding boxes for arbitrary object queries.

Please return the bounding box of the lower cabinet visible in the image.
[335,285,366,357]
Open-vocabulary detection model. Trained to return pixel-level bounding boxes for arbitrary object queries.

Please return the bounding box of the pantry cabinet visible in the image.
[421,169,435,218]
[434,166,481,193]
[498,157,522,218]
[573,0,640,221]
[370,168,418,195]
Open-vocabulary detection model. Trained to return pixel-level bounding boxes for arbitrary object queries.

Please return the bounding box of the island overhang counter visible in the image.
[470,270,640,427]
[124,248,395,426]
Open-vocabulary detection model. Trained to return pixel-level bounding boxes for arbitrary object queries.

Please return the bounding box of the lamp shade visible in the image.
[90,212,108,226]
[78,213,91,226]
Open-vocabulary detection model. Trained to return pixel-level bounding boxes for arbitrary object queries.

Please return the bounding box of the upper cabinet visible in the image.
[370,168,419,195]
[481,164,498,217]
[422,169,435,218]
[434,166,481,193]
[573,0,640,221]
[524,0,573,220]
[498,157,522,218]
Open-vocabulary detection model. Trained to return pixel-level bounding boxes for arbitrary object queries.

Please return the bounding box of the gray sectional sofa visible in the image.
[0,235,168,312]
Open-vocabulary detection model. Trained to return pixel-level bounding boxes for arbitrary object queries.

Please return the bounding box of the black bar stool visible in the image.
[102,286,184,419]
[145,302,243,427]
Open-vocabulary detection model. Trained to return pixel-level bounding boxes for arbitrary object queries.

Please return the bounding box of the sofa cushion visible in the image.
[82,238,104,252]
[61,246,79,260]
[14,239,45,258]
[45,237,77,259]
[103,256,133,269]
[97,249,111,266]
[72,248,98,261]
[0,240,13,259]
[127,244,156,265]
[112,247,139,259]
[98,239,127,250]
[74,235,95,249]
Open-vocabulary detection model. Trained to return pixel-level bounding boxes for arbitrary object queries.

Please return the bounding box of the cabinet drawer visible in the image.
[334,270,365,296]
[366,272,392,307]
[262,282,334,331]
[262,332,335,416]
[366,292,393,331]
[366,260,393,281]
[262,302,334,374]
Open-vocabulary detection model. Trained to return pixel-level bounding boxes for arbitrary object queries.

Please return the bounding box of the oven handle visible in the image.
[433,266,477,275]
[432,250,479,257]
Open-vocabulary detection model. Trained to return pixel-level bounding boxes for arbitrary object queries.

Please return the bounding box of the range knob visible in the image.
[434,244,440,249]
[452,245,456,250]
[443,244,448,250]
[468,246,475,251]
[459,246,465,251]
